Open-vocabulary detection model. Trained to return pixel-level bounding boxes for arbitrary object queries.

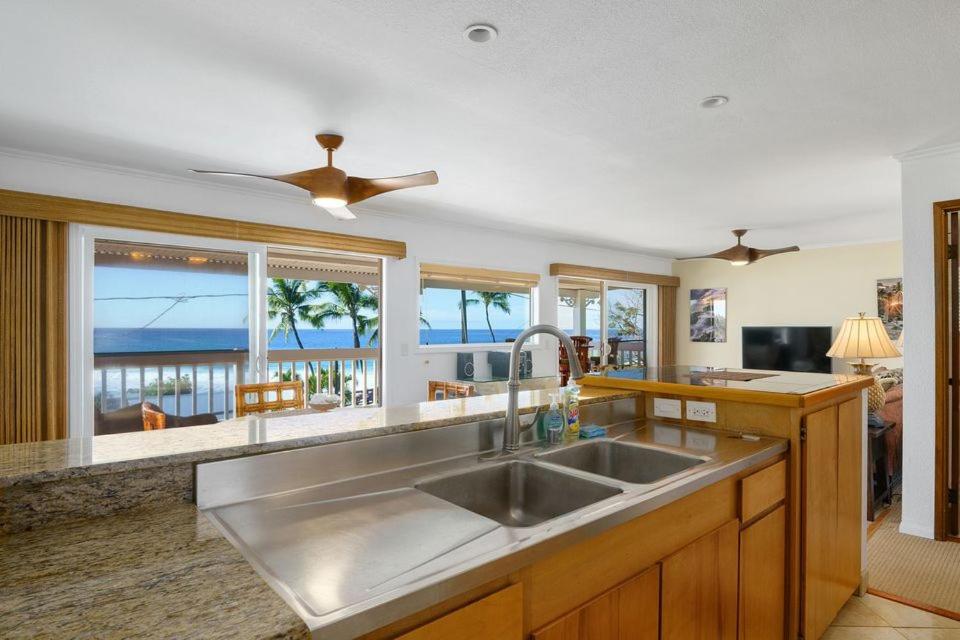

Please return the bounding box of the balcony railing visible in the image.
[267,348,379,407]
[94,347,381,423]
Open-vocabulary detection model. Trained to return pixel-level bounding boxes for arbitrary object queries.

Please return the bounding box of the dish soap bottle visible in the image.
[563,380,581,439]
[544,393,565,444]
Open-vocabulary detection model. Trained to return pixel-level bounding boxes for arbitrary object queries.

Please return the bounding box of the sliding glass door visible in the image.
[69,226,266,437]
[557,277,658,369]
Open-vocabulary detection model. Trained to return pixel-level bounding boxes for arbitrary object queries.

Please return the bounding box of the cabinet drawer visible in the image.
[740,460,786,523]
[395,583,522,640]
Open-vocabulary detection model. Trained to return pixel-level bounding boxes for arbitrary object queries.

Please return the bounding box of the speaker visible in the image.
[488,351,533,379]
[519,350,534,378]
[456,353,475,380]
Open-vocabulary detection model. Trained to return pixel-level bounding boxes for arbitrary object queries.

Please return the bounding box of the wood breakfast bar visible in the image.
[581,366,874,640]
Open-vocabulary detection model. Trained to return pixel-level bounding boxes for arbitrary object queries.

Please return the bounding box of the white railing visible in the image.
[94,347,381,424]
[267,347,380,407]
[94,350,248,421]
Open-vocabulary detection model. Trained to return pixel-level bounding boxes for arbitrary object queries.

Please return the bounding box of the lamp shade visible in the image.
[827,313,902,359]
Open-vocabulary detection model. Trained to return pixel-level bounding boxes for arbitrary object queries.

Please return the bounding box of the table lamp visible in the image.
[826,312,902,412]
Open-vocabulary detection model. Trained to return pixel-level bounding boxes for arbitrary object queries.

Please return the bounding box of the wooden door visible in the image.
[802,400,862,640]
[532,565,660,640]
[395,583,522,640]
[739,506,787,639]
[661,519,739,640]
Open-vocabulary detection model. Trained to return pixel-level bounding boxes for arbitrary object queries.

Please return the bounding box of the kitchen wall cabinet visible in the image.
[661,519,740,640]
[531,564,660,640]
[740,505,787,639]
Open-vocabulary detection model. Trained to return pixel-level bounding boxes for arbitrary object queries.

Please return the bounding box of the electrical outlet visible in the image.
[653,397,682,419]
[686,400,717,423]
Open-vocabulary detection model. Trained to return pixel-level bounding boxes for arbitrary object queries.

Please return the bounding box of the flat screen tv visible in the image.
[742,326,833,373]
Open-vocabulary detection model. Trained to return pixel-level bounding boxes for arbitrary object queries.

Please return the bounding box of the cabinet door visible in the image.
[740,506,786,639]
[802,399,862,640]
[532,565,659,640]
[661,519,739,640]
[395,583,522,640]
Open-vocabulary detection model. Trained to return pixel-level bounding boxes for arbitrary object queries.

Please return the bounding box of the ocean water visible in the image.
[93,327,553,353]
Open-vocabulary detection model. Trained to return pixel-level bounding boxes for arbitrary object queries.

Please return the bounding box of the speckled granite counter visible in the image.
[0,387,632,487]
[0,501,310,640]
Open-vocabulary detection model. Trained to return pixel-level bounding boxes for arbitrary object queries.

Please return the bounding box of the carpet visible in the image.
[868,501,960,616]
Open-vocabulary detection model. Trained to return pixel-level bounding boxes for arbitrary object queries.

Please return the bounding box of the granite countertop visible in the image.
[0,387,634,487]
[0,501,310,640]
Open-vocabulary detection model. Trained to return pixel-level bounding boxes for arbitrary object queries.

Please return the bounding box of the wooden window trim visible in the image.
[549,262,680,287]
[420,263,540,291]
[0,188,407,259]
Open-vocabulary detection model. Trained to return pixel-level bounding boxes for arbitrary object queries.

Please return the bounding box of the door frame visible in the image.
[934,199,960,540]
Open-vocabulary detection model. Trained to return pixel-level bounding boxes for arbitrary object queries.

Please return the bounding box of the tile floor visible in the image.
[826,593,960,639]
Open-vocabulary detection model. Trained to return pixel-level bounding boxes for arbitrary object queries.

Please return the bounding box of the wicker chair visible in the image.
[234,380,305,417]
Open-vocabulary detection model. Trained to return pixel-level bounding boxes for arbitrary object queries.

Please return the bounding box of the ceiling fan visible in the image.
[677,229,799,266]
[191,133,438,220]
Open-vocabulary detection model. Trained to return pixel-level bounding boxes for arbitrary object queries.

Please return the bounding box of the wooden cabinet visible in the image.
[394,583,522,640]
[532,565,660,640]
[740,506,787,639]
[661,519,739,640]
[802,399,862,640]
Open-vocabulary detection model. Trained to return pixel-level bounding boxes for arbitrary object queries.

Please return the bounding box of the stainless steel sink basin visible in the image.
[415,460,622,527]
[536,440,705,484]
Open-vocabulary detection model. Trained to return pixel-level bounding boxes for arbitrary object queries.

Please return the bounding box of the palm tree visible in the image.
[477,292,512,342]
[312,282,379,348]
[267,278,322,377]
[459,290,478,343]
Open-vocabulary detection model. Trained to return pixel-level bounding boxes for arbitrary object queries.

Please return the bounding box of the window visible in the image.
[265,249,381,406]
[418,264,539,346]
[85,234,262,435]
[556,276,657,368]
[71,228,384,438]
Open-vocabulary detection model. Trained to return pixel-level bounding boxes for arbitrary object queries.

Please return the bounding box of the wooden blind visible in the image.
[0,215,67,444]
[549,263,680,287]
[420,263,540,294]
[0,188,407,259]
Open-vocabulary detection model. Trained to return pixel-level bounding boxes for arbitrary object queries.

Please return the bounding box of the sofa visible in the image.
[874,369,904,479]
[95,402,218,435]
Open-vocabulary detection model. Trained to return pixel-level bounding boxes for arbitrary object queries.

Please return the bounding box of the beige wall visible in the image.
[673,240,903,373]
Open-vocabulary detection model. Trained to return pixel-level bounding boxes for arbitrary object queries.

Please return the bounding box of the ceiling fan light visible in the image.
[311,195,348,208]
[730,259,749,266]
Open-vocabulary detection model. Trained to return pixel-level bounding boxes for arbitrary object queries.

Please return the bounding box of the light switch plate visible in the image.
[686,400,717,423]
[653,397,682,420]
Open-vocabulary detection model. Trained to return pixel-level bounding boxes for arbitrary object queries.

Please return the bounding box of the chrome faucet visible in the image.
[502,324,584,453]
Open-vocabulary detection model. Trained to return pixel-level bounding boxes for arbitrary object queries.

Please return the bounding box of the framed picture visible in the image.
[690,288,727,343]
[876,277,903,340]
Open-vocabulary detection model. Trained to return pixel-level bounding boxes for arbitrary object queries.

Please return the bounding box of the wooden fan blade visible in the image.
[190,169,277,180]
[190,168,313,190]
[346,171,439,204]
[750,246,799,261]
[678,245,749,262]
[324,206,357,221]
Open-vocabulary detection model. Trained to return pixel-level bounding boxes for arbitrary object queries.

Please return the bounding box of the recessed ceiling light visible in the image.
[464,24,498,43]
[700,95,729,108]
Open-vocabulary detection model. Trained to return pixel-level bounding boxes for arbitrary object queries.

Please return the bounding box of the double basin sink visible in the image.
[416,439,705,528]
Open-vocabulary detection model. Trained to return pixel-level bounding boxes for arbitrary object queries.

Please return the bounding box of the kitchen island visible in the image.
[0,367,869,640]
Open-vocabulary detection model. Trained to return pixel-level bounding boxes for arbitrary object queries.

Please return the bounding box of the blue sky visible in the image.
[94,267,528,332]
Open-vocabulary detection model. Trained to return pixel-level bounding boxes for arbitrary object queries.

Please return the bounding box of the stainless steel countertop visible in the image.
[199,416,787,639]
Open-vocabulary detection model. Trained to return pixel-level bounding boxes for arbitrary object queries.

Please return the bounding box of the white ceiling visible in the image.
[2,0,958,256]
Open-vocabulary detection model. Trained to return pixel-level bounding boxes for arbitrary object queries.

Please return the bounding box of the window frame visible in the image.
[68,224,268,438]
[416,261,541,353]
[556,276,658,368]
